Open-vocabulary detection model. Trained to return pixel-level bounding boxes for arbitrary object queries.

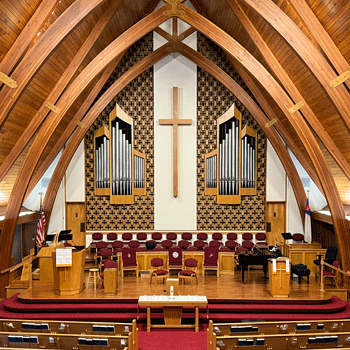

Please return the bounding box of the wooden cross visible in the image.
[159,87,192,197]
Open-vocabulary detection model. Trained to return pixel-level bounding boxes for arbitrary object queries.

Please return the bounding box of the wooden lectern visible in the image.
[52,248,86,295]
[268,258,290,298]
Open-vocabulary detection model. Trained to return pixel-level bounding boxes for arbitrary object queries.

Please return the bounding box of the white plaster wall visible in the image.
[23,151,62,211]
[289,150,327,211]
[47,178,65,233]
[266,140,286,201]
[153,7,197,230]
[286,178,304,234]
[66,140,85,202]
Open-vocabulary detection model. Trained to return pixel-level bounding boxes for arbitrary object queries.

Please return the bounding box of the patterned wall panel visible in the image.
[85,34,154,231]
[197,33,266,231]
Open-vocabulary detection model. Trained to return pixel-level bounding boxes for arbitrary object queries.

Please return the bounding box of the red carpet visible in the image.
[1,294,350,322]
[138,326,207,350]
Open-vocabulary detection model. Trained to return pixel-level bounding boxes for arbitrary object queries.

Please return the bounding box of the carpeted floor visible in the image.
[138,326,207,350]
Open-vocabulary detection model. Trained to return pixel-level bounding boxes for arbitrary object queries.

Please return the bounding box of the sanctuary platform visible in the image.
[1,271,350,323]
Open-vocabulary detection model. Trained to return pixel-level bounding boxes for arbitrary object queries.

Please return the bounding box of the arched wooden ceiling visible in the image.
[0,0,350,280]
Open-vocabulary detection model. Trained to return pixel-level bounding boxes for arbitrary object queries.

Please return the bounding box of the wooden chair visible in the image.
[121,247,138,278]
[150,258,169,285]
[255,232,268,249]
[98,248,113,272]
[203,247,219,277]
[323,261,340,288]
[178,258,198,285]
[168,247,183,272]
[94,241,108,265]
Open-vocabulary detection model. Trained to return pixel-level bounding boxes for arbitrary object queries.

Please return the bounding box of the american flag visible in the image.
[36,205,46,247]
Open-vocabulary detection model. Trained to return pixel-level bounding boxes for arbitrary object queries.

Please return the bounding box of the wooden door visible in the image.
[266,202,286,246]
[66,202,86,246]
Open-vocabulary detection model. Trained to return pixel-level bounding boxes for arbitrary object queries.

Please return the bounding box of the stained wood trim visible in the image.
[240,0,350,134]
[227,0,350,182]
[229,59,322,193]
[0,72,17,89]
[25,58,122,201]
[0,0,58,78]
[179,43,306,221]
[0,2,123,183]
[177,6,350,274]
[42,43,171,225]
[288,0,350,90]
[0,0,108,130]
[0,6,171,277]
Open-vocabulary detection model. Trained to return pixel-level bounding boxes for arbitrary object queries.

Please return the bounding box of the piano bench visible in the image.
[291,264,310,284]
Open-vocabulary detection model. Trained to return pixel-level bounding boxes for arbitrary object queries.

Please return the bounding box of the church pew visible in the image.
[212,331,350,350]
[0,319,138,350]
[0,331,130,349]
[0,318,133,336]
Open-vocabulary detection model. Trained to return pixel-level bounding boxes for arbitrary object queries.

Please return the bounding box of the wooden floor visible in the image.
[20,269,331,302]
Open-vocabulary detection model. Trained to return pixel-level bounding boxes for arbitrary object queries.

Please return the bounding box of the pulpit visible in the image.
[37,243,64,283]
[52,248,86,295]
[268,258,290,298]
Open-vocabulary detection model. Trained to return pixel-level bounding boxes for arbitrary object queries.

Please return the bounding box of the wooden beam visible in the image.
[0,2,123,182]
[239,0,350,133]
[330,71,350,88]
[178,3,350,277]
[230,59,322,192]
[179,42,306,220]
[288,0,350,90]
[0,0,109,130]
[226,0,350,181]
[0,72,17,89]
[0,5,171,280]
[25,57,124,201]
[0,0,58,78]
[43,43,172,225]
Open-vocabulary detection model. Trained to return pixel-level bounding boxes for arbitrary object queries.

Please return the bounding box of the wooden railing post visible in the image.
[320,259,325,291]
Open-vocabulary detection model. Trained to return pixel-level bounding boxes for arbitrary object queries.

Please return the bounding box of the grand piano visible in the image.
[238,249,278,283]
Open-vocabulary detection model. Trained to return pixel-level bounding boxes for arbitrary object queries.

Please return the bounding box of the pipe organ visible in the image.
[94,104,146,204]
[134,151,146,196]
[94,125,110,196]
[205,103,257,204]
[241,125,257,195]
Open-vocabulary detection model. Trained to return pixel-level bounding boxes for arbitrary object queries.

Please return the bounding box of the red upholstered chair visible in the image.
[182,232,192,241]
[107,232,118,243]
[168,247,183,272]
[63,242,72,247]
[90,232,103,252]
[178,240,190,250]
[255,232,268,249]
[227,233,237,241]
[111,240,123,258]
[136,246,147,252]
[94,241,108,264]
[122,232,133,246]
[212,232,223,241]
[235,247,248,254]
[178,258,198,285]
[129,240,140,249]
[121,248,138,278]
[194,240,205,250]
[242,233,254,251]
[293,233,304,243]
[209,240,221,248]
[323,261,340,288]
[203,247,219,277]
[161,239,173,249]
[186,246,198,251]
[137,232,147,246]
[152,232,163,245]
[150,258,169,285]
[225,240,238,250]
[167,232,177,244]
[153,246,165,251]
[98,248,113,272]
[219,246,231,252]
[197,232,208,241]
